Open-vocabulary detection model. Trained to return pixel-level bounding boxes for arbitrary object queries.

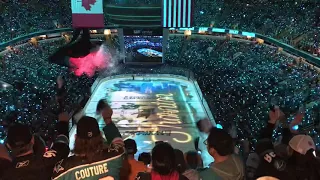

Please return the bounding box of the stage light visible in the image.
[256,38,264,44]
[216,124,223,129]
[104,29,111,35]
[292,125,299,130]
[184,30,191,36]
[0,139,4,144]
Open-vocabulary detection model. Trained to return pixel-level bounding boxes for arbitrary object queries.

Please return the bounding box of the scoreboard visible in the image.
[123,28,164,64]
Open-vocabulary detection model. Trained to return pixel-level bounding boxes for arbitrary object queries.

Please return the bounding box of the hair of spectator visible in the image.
[185,151,201,170]
[151,142,176,175]
[73,134,104,163]
[138,152,151,165]
[174,149,187,174]
[207,128,234,156]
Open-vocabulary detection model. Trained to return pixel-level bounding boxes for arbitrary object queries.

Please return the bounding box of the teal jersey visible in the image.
[52,122,125,180]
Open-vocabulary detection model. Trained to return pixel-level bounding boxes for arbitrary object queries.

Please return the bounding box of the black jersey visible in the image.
[1,122,70,180]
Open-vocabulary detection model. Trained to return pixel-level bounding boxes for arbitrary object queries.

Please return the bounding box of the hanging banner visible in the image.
[71,0,104,28]
[162,0,194,28]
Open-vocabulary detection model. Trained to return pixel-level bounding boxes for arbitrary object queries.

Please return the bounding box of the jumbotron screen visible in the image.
[123,28,163,64]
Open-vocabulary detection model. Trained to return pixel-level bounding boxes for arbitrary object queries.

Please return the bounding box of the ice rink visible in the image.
[69,74,214,157]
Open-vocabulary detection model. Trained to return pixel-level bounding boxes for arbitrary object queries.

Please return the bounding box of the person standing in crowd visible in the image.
[0,144,11,177]
[56,76,66,109]
[174,149,199,180]
[245,152,260,180]
[136,142,188,180]
[185,151,203,171]
[120,139,146,180]
[138,152,151,167]
[199,127,244,180]
[254,108,296,180]
[196,119,214,168]
[2,112,70,180]
[286,134,320,180]
[51,102,125,180]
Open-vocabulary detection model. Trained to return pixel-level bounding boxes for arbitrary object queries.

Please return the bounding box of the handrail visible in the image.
[255,33,320,66]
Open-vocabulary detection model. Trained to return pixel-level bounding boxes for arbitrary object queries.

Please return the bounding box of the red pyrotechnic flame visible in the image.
[69,46,109,77]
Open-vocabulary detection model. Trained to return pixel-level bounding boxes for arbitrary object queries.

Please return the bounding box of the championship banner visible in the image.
[162,0,194,28]
[71,0,104,28]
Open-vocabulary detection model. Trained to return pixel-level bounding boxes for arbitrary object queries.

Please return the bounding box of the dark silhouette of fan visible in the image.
[49,28,97,67]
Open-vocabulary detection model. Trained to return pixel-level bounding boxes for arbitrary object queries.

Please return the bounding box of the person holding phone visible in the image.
[196,119,215,168]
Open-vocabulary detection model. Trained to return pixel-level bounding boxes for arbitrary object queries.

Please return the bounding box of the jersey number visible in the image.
[264,152,276,163]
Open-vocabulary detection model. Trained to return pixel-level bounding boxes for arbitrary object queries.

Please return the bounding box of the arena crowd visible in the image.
[0,100,320,180]
[0,33,319,179]
[0,0,319,56]
[0,0,319,179]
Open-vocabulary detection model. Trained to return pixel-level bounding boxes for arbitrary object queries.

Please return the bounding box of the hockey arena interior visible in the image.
[0,0,320,180]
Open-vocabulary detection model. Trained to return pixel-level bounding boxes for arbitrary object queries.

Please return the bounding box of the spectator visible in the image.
[254,109,296,180]
[175,150,199,180]
[245,152,260,180]
[56,75,66,107]
[196,119,214,167]
[51,104,125,180]
[174,149,186,173]
[199,127,244,180]
[185,151,203,170]
[174,149,189,177]
[138,152,151,166]
[121,139,147,180]
[287,135,320,179]
[2,112,70,180]
[0,144,11,177]
[136,142,188,180]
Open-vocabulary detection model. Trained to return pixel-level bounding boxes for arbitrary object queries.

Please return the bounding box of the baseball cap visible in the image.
[77,116,100,139]
[124,139,137,154]
[289,135,315,155]
[7,123,32,148]
[207,127,233,156]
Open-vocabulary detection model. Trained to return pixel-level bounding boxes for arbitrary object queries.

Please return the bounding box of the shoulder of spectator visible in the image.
[52,158,68,179]
[179,174,189,180]
[0,144,11,161]
[266,122,276,129]
[198,167,221,180]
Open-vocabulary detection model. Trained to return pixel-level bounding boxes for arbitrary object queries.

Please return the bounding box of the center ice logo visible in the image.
[82,0,97,10]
